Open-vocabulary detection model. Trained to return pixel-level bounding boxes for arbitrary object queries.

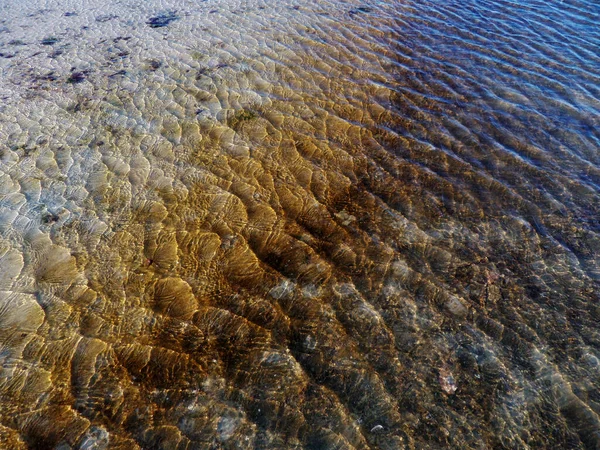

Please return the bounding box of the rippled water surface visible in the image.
[1,0,599,448]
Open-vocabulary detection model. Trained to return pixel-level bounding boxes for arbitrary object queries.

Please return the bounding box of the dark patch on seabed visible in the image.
[0,0,599,448]
[146,10,180,28]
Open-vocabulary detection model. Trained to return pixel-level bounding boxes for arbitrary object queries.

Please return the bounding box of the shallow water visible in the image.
[0,0,599,448]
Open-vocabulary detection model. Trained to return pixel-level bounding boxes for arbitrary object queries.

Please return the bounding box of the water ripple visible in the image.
[0,0,599,448]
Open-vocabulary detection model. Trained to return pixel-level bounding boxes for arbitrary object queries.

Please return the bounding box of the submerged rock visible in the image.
[438,368,458,395]
[78,426,109,450]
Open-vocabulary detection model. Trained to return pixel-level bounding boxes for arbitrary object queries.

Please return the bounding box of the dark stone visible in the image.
[42,213,59,224]
[39,72,58,81]
[41,37,60,46]
[67,71,88,84]
[96,14,118,23]
[146,11,179,28]
[149,60,162,70]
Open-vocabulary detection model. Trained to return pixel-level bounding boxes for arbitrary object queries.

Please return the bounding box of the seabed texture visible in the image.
[0,0,599,448]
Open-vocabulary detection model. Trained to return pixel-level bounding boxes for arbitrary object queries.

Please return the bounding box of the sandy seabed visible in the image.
[1,0,600,448]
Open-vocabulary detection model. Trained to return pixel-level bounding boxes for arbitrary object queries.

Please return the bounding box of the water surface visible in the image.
[0,0,599,448]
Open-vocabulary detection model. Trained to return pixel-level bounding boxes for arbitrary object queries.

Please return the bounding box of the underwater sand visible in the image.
[1,0,599,448]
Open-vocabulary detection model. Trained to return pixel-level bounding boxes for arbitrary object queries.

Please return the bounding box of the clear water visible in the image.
[0,0,599,448]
